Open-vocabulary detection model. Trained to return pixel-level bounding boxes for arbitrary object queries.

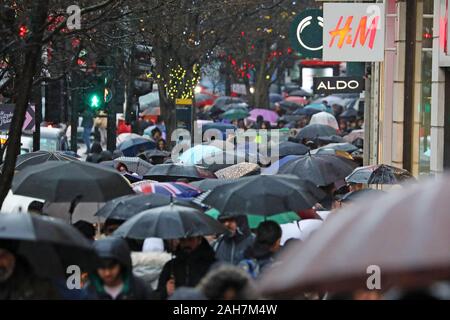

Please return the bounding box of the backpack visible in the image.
[238,258,260,279]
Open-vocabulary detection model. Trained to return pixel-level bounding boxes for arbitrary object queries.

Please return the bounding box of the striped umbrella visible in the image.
[1,150,79,172]
[131,180,202,199]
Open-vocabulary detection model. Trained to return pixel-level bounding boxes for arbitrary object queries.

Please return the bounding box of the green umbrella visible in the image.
[219,108,249,120]
[206,208,300,229]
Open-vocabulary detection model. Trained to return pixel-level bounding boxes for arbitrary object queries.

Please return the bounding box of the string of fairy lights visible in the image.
[153,64,200,101]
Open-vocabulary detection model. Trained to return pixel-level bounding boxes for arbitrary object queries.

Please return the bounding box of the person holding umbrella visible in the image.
[0,241,61,299]
[85,237,154,300]
[213,215,255,266]
[157,236,216,299]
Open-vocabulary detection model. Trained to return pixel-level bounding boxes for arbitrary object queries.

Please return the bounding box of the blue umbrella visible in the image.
[118,137,156,157]
[178,145,223,165]
[270,93,283,103]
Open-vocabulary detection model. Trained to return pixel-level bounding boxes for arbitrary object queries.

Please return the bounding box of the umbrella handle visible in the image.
[69,195,83,224]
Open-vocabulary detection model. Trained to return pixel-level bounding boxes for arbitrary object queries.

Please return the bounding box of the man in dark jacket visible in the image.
[157,236,216,299]
[239,221,282,279]
[213,216,254,265]
[0,242,60,299]
[86,237,154,300]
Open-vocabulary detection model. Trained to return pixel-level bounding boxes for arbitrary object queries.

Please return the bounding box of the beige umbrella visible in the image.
[258,176,450,298]
[215,162,260,179]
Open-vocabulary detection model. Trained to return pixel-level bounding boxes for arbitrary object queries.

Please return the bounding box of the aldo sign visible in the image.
[289,9,323,59]
[323,3,385,62]
[313,76,365,94]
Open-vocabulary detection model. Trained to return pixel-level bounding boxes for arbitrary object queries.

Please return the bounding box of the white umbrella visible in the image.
[309,112,339,130]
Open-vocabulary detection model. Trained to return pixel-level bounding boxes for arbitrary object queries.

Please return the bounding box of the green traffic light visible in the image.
[89,94,101,109]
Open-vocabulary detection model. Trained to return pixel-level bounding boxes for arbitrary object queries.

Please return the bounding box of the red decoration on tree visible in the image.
[18,25,28,38]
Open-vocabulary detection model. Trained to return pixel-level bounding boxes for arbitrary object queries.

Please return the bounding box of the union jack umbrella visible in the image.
[131,180,202,199]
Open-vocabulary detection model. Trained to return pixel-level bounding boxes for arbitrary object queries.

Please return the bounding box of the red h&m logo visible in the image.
[328,15,380,50]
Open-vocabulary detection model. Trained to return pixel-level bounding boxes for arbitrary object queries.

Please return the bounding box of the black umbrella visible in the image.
[113,204,226,240]
[317,142,359,154]
[140,149,170,159]
[190,178,237,192]
[278,141,310,158]
[296,124,337,141]
[279,154,358,186]
[316,135,345,144]
[95,193,197,221]
[12,161,134,202]
[278,100,303,112]
[0,214,99,279]
[199,150,257,172]
[1,151,79,172]
[345,164,415,185]
[202,174,326,216]
[143,164,216,182]
[340,108,358,118]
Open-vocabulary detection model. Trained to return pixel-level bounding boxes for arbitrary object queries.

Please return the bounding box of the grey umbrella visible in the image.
[113,204,226,240]
[0,213,99,279]
[114,156,153,176]
[12,161,134,203]
[0,151,79,173]
[202,174,325,216]
[296,124,337,141]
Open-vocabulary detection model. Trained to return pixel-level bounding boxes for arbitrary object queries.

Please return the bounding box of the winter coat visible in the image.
[85,237,155,300]
[131,251,172,291]
[157,238,216,300]
[0,260,61,300]
[239,243,276,278]
[213,230,255,265]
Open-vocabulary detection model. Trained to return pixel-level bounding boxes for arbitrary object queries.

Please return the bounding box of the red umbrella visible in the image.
[285,96,308,105]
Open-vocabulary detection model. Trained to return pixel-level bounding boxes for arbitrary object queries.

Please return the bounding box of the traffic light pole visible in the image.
[107,106,116,152]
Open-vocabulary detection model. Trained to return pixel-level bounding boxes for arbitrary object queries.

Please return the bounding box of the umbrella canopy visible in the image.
[219,108,249,120]
[114,157,153,176]
[316,135,345,144]
[206,208,300,229]
[177,145,223,165]
[304,103,328,112]
[309,112,339,130]
[201,123,236,140]
[340,188,385,204]
[113,204,226,240]
[118,137,156,157]
[312,95,346,106]
[261,155,301,175]
[288,89,312,97]
[278,154,358,186]
[285,96,308,105]
[340,108,358,118]
[198,151,250,172]
[0,213,99,279]
[277,101,303,112]
[116,133,142,145]
[296,124,337,141]
[140,149,170,159]
[311,149,354,161]
[215,162,260,179]
[293,108,322,117]
[269,93,283,103]
[190,178,237,192]
[202,175,325,216]
[131,180,202,198]
[144,164,216,182]
[1,151,79,173]
[221,102,249,112]
[317,142,359,154]
[12,161,134,202]
[343,129,364,143]
[259,176,450,297]
[345,164,415,185]
[95,193,195,221]
[278,141,310,158]
[247,108,279,124]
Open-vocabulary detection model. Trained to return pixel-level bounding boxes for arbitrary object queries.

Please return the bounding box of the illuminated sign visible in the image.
[313,76,365,94]
[323,3,385,62]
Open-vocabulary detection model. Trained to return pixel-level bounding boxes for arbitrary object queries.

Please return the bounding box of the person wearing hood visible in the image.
[213,215,255,265]
[239,221,282,279]
[157,236,216,300]
[86,237,154,300]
